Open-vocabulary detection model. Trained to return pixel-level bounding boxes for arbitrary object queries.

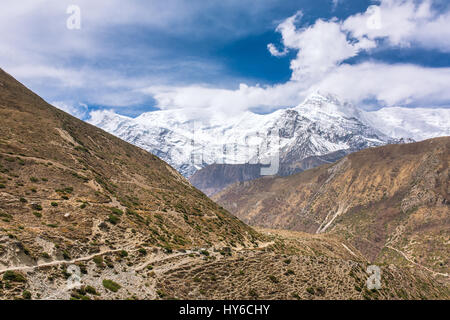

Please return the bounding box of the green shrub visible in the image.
[306,287,315,295]
[30,177,39,183]
[108,214,120,225]
[80,202,87,209]
[22,290,32,300]
[19,197,27,203]
[3,271,26,282]
[41,252,50,259]
[93,255,104,266]
[32,211,42,218]
[292,292,301,300]
[102,279,121,292]
[31,203,42,211]
[64,187,73,193]
[62,250,71,260]
[268,275,279,283]
[110,208,123,215]
[85,285,99,295]
[50,202,58,207]
[119,250,128,258]
[138,248,147,255]
[156,289,165,298]
[200,250,209,256]
[0,184,5,188]
[163,247,173,254]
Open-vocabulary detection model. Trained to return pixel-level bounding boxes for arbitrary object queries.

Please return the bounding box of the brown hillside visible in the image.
[214,137,450,280]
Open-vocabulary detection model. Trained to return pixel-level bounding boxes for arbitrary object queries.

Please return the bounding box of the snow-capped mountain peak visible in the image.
[295,91,361,120]
[88,93,449,177]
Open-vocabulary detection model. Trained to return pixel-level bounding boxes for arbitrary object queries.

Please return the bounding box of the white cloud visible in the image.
[275,14,376,80]
[267,43,287,57]
[143,62,450,115]
[141,82,305,116]
[52,101,89,119]
[317,62,450,107]
[343,0,450,51]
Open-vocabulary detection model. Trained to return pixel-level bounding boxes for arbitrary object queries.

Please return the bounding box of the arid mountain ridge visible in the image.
[214,137,450,284]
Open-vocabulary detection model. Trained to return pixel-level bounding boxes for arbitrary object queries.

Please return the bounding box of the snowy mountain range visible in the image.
[88,92,450,178]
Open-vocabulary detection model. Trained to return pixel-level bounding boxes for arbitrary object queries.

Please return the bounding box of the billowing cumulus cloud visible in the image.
[146,0,450,116]
[343,0,450,51]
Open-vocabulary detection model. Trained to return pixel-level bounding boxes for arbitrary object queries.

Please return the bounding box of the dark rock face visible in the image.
[190,150,351,196]
[189,163,262,196]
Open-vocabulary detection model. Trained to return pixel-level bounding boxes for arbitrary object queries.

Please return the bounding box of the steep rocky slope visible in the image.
[214,138,450,283]
[0,68,261,299]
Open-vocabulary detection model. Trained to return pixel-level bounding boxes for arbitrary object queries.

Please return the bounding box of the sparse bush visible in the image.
[29,177,39,183]
[0,184,5,189]
[93,255,104,267]
[51,202,58,207]
[292,292,301,300]
[108,214,120,225]
[62,250,71,260]
[138,248,147,255]
[119,250,128,258]
[268,275,279,283]
[41,252,50,259]
[85,285,99,295]
[32,211,42,218]
[31,203,42,211]
[22,290,32,300]
[163,247,173,254]
[285,269,295,276]
[19,197,27,203]
[102,279,121,292]
[111,208,123,215]
[156,289,165,298]
[306,287,315,295]
[3,271,26,282]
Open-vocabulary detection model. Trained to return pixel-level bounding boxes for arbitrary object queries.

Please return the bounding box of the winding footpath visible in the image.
[386,245,449,278]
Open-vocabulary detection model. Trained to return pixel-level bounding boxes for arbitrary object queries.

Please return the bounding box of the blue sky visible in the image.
[1,0,450,119]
